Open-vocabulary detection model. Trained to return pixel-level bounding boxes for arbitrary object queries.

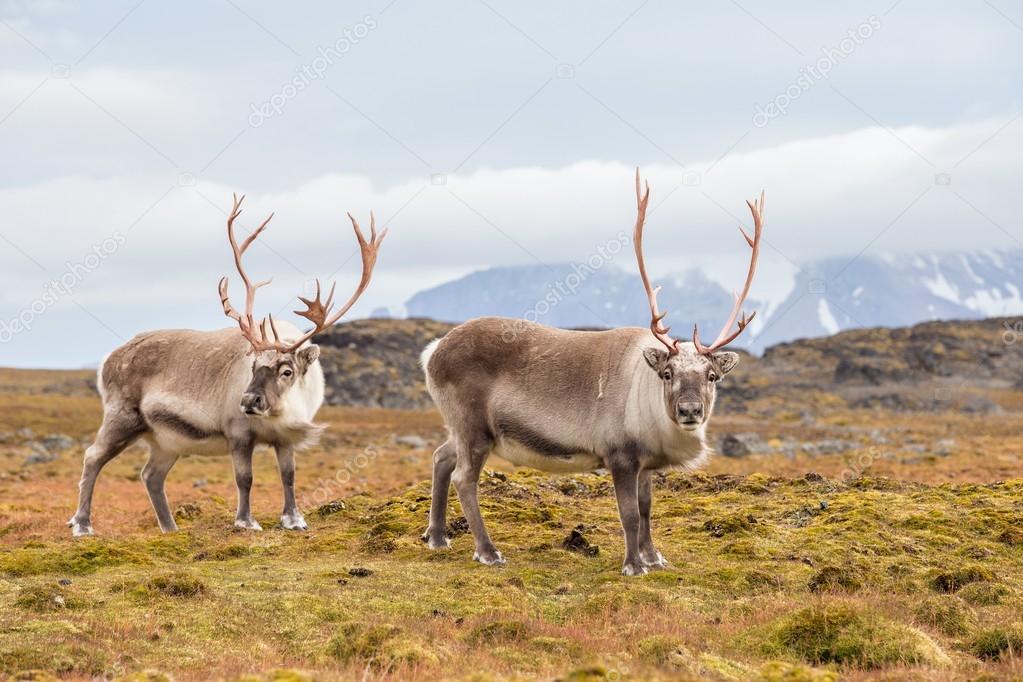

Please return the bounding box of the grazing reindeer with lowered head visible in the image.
[421,170,764,575]
[68,195,386,536]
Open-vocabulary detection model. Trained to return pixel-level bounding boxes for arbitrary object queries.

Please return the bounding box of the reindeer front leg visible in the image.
[609,457,646,576]
[638,470,667,568]
[275,445,307,530]
[230,438,261,531]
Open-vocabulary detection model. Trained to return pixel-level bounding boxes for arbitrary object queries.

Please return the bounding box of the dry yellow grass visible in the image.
[1,372,1022,681]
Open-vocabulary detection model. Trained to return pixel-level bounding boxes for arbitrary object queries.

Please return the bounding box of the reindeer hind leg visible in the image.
[422,439,457,548]
[69,406,146,537]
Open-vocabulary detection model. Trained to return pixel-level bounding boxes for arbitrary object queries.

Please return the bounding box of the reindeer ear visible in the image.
[642,347,668,371]
[712,351,739,376]
[296,345,320,374]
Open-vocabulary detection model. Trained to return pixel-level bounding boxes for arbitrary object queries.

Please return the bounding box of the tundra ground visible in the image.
[1,369,1022,681]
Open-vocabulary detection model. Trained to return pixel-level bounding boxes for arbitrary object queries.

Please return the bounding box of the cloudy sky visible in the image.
[1,0,1021,367]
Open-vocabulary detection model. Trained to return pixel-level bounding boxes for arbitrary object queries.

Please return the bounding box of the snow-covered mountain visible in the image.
[404,250,1023,353]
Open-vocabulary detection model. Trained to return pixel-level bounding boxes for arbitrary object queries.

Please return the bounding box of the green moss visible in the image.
[0,536,189,577]
[235,670,317,682]
[967,625,1023,660]
[193,543,252,561]
[465,620,530,645]
[325,622,438,669]
[580,584,666,615]
[759,602,950,669]
[637,635,693,671]
[0,645,109,676]
[5,671,62,682]
[556,667,611,682]
[807,565,863,593]
[957,581,1010,606]
[114,672,174,682]
[112,571,207,599]
[14,584,86,611]
[703,513,756,537]
[755,661,839,682]
[912,595,976,636]
[928,564,995,593]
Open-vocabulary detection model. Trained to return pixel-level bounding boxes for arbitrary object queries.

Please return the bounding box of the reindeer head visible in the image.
[219,194,387,417]
[631,169,763,431]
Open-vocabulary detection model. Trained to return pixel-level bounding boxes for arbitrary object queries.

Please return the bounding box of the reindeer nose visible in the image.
[240,393,267,415]
[677,401,703,423]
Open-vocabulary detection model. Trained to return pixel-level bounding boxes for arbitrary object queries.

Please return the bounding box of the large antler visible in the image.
[285,211,387,350]
[218,195,387,354]
[633,168,681,356]
[219,193,279,351]
[691,190,765,355]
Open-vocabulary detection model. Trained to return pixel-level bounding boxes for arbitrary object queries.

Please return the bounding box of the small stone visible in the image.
[720,433,767,458]
[193,479,207,488]
[337,578,348,586]
[395,434,428,449]
[57,578,72,586]
[14,427,34,440]
[348,567,373,577]
[316,500,346,518]
[819,500,829,511]
[41,434,75,452]
[53,595,66,608]
[562,528,600,557]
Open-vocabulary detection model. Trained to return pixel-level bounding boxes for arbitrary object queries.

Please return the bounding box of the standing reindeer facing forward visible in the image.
[68,195,386,536]
[422,170,764,575]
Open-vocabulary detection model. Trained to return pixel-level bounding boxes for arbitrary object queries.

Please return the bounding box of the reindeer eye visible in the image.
[280,367,293,378]
[660,370,671,381]
[708,372,719,382]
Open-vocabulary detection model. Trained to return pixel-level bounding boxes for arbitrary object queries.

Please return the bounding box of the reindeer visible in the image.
[420,170,764,575]
[68,195,386,536]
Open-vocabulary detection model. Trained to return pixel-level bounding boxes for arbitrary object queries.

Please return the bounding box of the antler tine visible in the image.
[219,196,388,354]
[632,168,680,356]
[283,211,388,352]
[693,190,765,355]
[219,193,287,353]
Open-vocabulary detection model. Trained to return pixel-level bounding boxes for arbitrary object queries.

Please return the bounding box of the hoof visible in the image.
[280,513,308,531]
[473,549,506,566]
[642,552,668,569]
[421,530,451,549]
[68,518,94,537]
[621,562,649,577]
[234,518,263,531]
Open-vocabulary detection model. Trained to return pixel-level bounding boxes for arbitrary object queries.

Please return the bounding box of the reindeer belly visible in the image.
[141,399,227,455]
[493,438,602,473]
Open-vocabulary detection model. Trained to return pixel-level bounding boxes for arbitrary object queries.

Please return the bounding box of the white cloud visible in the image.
[1,119,1019,366]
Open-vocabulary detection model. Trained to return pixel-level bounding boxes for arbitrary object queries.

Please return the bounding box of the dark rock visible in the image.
[316,500,346,517]
[41,434,75,452]
[562,527,599,557]
[174,503,202,521]
[395,434,428,449]
[446,517,469,538]
[315,318,455,409]
[348,567,373,577]
[961,395,1003,414]
[720,433,767,458]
